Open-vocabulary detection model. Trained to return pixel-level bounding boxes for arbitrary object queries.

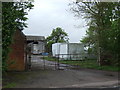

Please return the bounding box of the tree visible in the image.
[80,26,97,54]
[2,1,34,72]
[70,2,120,66]
[46,27,69,53]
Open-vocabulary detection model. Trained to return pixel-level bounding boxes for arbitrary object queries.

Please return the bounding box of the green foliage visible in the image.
[46,27,69,43]
[46,27,69,53]
[2,2,34,72]
[70,2,120,66]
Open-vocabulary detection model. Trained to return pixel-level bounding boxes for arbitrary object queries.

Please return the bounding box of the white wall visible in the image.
[68,43,84,54]
[38,42,45,53]
[52,43,97,60]
[52,43,85,60]
[59,43,68,59]
[33,44,39,54]
[32,41,45,54]
[52,43,61,57]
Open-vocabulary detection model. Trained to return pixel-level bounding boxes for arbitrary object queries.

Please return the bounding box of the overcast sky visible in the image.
[23,0,88,43]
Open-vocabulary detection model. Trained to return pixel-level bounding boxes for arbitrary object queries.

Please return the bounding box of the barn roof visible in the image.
[26,35,45,41]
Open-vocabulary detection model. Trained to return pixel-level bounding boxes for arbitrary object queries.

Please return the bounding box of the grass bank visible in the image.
[44,56,119,72]
[3,83,16,88]
[3,71,31,88]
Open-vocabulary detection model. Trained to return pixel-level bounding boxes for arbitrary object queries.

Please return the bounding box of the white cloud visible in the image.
[23,0,87,43]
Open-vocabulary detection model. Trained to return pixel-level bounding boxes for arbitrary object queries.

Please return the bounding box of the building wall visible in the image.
[26,35,46,54]
[7,29,26,71]
[52,43,97,60]
[68,43,84,54]
[52,43,85,60]
[32,41,45,54]
[52,43,60,57]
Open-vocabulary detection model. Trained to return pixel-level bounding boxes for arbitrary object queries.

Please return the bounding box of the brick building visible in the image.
[7,29,27,71]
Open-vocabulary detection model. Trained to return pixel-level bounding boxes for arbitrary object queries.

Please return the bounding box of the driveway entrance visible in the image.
[3,55,119,88]
[31,55,73,70]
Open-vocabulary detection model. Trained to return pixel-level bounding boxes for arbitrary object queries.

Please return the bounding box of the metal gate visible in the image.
[54,54,97,70]
[30,54,60,70]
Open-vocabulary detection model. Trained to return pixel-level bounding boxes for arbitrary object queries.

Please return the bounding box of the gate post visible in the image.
[28,50,31,70]
[26,45,32,70]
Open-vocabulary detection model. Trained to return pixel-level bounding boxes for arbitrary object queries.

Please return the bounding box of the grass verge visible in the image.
[44,56,119,72]
[3,83,16,88]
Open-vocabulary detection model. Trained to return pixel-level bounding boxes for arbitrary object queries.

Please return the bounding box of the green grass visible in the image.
[3,72,31,88]
[3,83,16,88]
[44,56,119,72]
[43,56,57,61]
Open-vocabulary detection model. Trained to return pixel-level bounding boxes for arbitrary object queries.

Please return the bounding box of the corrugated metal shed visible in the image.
[26,35,46,54]
[26,36,45,41]
[52,43,97,60]
[52,43,85,60]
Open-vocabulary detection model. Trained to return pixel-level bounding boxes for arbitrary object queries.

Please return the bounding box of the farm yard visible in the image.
[2,0,120,89]
[3,55,119,88]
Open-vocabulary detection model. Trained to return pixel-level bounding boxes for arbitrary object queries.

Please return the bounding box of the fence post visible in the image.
[57,54,59,70]
[70,54,71,60]
[28,52,31,70]
[55,55,57,70]
[43,56,45,70]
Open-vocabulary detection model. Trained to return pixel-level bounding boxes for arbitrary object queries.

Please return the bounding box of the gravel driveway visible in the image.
[31,55,73,70]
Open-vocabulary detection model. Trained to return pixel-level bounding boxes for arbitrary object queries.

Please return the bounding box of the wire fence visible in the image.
[55,53,97,60]
[53,54,97,70]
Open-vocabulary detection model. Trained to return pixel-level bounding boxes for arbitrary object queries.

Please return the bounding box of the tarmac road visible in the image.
[13,69,119,88]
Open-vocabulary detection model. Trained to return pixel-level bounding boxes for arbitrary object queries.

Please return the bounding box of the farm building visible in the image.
[26,36,45,55]
[52,43,97,60]
[52,43,85,60]
[7,29,27,71]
